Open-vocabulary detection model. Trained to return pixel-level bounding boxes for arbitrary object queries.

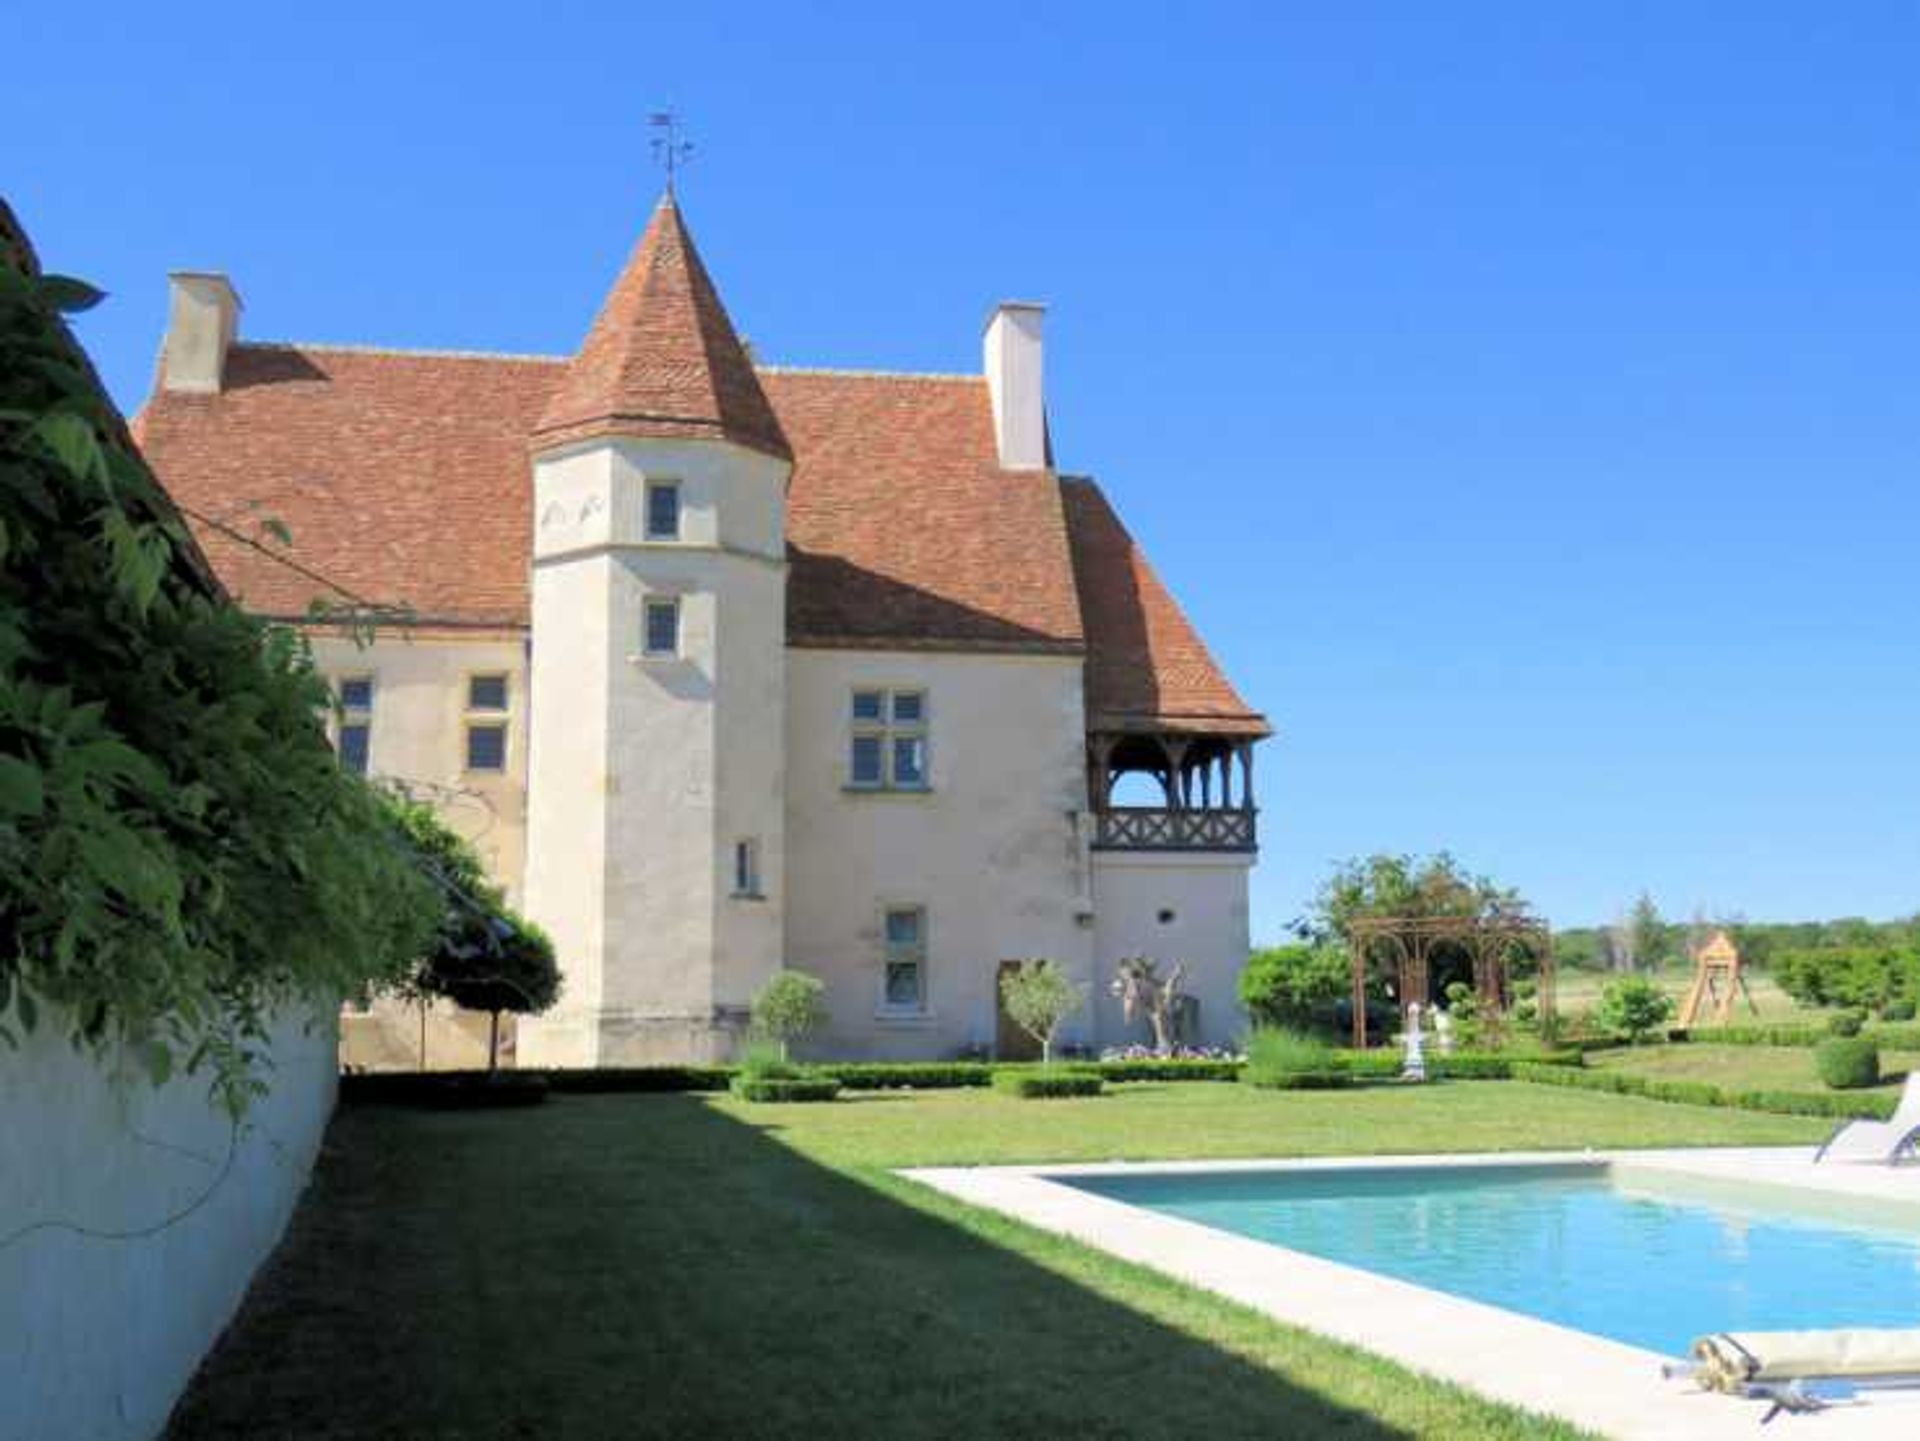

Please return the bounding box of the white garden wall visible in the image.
[0,999,339,1441]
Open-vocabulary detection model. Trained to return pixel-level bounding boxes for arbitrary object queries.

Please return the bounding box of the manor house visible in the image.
[135,194,1270,1065]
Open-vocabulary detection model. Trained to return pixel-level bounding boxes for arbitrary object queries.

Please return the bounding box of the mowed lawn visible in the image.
[1590,1042,1920,1092]
[167,1083,1825,1440]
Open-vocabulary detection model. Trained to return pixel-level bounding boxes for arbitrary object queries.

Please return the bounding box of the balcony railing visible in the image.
[1093,807,1257,853]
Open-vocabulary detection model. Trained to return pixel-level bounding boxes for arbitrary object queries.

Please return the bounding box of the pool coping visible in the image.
[903,1147,1920,1440]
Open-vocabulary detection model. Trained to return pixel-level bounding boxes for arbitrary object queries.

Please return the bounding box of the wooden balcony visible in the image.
[1093,806,1257,853]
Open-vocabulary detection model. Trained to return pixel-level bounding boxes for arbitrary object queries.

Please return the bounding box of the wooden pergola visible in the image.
[1345,912,1555,1047]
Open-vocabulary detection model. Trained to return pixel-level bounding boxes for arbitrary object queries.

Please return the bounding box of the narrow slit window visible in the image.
[733,839,761,897]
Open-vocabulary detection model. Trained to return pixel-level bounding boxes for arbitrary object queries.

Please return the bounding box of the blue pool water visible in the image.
[1063,1163,1920,1357]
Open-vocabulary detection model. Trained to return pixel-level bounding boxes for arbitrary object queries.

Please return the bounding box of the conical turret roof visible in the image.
[533,195,790,460]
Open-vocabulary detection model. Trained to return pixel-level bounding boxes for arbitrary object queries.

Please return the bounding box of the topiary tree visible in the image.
[1596,974,1675,1044]
[387,793,560,1073]
[750,969,828,1061]
[999,958,1085,1065]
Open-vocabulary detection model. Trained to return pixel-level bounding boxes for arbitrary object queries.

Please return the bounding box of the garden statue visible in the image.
[1401,1001,1428,1082]
[1111,957,1188,1055]
[1432,1005,1455,1055]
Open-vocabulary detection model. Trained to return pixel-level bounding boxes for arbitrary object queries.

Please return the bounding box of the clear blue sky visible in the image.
[12,3,1919,939]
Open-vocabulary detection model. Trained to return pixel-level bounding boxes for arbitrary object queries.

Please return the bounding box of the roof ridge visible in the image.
[756,365,981,383]
[236,340,569,365]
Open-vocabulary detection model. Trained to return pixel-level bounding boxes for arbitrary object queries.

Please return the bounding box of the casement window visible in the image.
[645,480,682,541]
[881,906,928,1013]
[732,838,761,898]
[642,596,681,658]
[334,676,373,776]
[464,672,510,773]
[848,688,929,791]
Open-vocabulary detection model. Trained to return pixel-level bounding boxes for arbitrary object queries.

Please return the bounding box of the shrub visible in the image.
[1094,1057,1242,1083]
[998,958,1086,1065]
[1883,998,1917,1022]
[730,1075,841,1103]
[1238,944,1347,1031]
[992,1070,1104,1099]
[1814,1037,1880,1090]
[1244,1028,1352,1089]
[1828,1008,1866,1037]
[1596,975,1675,1043]
[750,969,829,1060]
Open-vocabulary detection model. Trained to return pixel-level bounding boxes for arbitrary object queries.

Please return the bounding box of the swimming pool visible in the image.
[1061,1160,1920,1358]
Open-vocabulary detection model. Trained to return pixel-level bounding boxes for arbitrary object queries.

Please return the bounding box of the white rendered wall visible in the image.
[1090,851,1253,1050]
[784,650,1095,1059]
[0,999,338,1441]
[521,437,788,1066]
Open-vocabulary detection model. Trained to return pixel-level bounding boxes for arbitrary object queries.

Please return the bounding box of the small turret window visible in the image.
[333,675,373,775]
[643,596,681,657]
[645,480,681,541]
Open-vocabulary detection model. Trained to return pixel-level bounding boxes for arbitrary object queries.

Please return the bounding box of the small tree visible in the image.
[1238,944,1347,1031]
[388,794,561,1073]
[751,969,829,1061]
[999,958,1085,1065]
[1597,974,1674,1044]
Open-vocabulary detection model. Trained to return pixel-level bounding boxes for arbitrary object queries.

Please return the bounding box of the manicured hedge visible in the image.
[1670,1020,1920,1050]
[992,1071,1105,1099]
[820,1062,993,1090]
[730,1075,842,1103]
[1092,1058,1243,1083]
[1511,1061,1897,1120]
[1245,1070,1354,1090]
[342,1065,734,1103]
[1814,1038,1881,1090]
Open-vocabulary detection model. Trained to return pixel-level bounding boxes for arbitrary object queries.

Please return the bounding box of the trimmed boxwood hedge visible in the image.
[992,1070,1105,1099]
[1092,1058,1243,1083]
[730,1075,842,1103]
[1510,1060,1896,1119]
[820,1062,993,1090]
[1245,1070,1353,1090]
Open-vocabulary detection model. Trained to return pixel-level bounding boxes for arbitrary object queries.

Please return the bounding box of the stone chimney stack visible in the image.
[162,272,242,393]
[983,301,1046,470]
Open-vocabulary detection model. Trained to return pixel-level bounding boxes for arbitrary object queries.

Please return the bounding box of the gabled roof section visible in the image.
[1060,476,1270,737]
[533,196,790,461]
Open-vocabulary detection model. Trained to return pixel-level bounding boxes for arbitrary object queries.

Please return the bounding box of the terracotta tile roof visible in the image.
[767,369,1082,652]
[136,344,558,628]
[533,196,790,461]
[1060,476,1270,736]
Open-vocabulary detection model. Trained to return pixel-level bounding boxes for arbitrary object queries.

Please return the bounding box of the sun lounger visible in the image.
[1814,1071,1920,1164]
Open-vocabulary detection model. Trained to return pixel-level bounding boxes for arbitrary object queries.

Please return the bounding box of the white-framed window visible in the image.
[849,688,929,791]
[645,479,682,541]
[643,596,681,658]
[732,838,761,898]
[881,905,928,1013]
[463,672,510,774]
[334,675,373,776]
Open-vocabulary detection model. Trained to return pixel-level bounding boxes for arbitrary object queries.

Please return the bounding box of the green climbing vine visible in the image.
[0,206,439,1115]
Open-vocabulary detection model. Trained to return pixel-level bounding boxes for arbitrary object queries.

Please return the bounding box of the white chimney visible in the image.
[163,271,243,393]
[983,301,1046,470]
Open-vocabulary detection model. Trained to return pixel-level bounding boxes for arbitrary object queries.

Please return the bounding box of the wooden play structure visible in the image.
[1678,928,1759,1027]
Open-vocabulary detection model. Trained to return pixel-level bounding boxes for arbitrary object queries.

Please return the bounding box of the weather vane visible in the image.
[650,110,694,195]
